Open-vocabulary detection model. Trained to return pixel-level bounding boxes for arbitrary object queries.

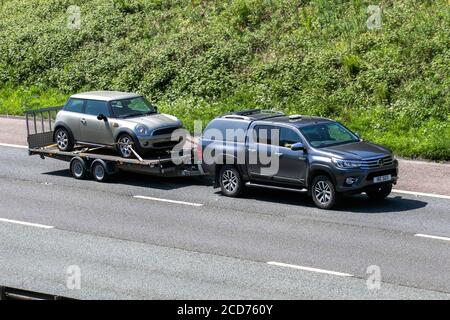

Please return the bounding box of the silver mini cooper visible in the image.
[53,91,183,158]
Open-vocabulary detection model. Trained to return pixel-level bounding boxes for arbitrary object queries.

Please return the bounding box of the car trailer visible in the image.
[26,107,204,182]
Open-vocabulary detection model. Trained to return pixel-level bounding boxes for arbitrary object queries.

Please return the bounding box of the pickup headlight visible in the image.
[332,157,362,169]
[135,124,149,136]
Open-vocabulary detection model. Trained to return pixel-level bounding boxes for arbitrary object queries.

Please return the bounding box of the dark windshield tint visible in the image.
[111,97,156,118]
[300,122,359,148]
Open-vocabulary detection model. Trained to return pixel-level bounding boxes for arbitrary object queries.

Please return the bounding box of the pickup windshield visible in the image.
[300,122,359,148]
[111,97,156,118]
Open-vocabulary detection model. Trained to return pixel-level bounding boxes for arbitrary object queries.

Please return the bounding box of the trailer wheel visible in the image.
[70,158,88,180]
[91,160,108,182]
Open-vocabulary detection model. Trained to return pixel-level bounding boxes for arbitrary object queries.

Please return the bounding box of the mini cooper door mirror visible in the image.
[291,142,305,151]
[97,114,107,121]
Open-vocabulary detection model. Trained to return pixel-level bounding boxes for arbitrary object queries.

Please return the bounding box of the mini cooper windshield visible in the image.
[300,122,360,148]
[111,96,156,118]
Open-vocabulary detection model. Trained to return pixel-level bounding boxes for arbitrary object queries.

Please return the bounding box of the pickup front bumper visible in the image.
[334,164,398,194]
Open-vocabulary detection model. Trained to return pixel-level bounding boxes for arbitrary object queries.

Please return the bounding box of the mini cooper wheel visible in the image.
[91,161,108,182]
[219,166,243,197]
[311,175,338,209]
[117,134,140,159]
[55,127,74,151]
[70,158,87,180]
[366,183,392,200]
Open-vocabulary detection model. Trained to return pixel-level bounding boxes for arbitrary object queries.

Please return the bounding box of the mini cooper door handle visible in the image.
[80,118,86,125]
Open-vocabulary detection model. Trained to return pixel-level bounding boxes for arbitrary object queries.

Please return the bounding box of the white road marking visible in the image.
[392,189,450,200]
[415,234,450,242]
[0,218,54,229]
[267,261,353,277]
[133,195,203,207]
[0,143,28,149]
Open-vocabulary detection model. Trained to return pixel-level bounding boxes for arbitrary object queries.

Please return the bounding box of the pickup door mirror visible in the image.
[97,114,107,121]
[291,142,305,151]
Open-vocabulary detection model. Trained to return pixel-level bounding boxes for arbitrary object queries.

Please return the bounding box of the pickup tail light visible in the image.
[196,140,203,163]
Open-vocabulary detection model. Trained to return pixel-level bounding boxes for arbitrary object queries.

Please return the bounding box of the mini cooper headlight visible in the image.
[135,124,149,136]
[332,157,362,169]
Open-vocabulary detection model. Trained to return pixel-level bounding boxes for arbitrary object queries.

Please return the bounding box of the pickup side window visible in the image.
[254,125,300,148]
[279,127,301,148]
[63,98,84,113]
[85,100,110,117]
[253,125,273,145]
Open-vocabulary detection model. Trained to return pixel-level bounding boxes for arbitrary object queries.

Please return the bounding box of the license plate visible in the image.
[373,174,391,183]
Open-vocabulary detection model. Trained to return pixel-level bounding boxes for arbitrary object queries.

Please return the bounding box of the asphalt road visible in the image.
[0,145,449,299]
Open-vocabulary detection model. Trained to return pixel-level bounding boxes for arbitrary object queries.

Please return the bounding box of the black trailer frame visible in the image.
[26,107,204,180]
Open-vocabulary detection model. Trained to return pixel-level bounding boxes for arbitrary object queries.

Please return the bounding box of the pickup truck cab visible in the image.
[200,109,398,209]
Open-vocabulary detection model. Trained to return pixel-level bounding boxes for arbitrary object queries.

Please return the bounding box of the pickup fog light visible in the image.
[345,177,358,185]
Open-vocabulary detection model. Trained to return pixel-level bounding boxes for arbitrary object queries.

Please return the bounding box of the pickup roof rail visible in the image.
[223,109,285,121]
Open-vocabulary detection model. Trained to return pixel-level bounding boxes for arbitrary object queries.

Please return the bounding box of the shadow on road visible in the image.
[112,171,213,190]
[42,169,213,190]
[237,187,428,214]
[43,169,427,213]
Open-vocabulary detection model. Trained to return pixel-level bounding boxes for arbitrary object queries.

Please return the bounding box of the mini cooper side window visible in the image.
[64,98,84,113]
[85,100,110,117]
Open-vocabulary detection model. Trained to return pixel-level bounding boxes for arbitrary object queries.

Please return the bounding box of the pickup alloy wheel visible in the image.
[219,166,242,197]
[312,175,338,209]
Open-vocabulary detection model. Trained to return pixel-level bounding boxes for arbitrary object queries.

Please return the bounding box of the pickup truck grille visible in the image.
[361,156,393,169]
[152,127,178,136]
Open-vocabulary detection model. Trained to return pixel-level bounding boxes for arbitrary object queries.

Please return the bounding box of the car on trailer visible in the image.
[53,91,183,158]
[26,106,203,182]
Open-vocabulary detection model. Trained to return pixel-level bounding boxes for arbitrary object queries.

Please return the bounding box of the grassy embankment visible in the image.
[0,0,449,159]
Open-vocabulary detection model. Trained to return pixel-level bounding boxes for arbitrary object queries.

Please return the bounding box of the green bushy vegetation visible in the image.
[0,0,449,160]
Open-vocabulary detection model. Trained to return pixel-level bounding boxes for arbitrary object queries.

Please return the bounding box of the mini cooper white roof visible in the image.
[70,91,141,102]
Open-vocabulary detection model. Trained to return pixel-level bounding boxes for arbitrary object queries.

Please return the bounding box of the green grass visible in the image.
[0,0,449,160]
[0,85,68,116]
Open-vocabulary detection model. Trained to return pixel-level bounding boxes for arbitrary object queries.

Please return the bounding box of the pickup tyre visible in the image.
[219,165,243,197]
[311,175,339,209]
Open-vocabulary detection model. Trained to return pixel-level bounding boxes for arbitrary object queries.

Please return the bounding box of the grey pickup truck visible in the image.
[200,109,398,209]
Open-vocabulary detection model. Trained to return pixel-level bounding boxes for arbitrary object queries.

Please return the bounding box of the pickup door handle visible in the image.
[80,118,86,125]
[248,148,256,152]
